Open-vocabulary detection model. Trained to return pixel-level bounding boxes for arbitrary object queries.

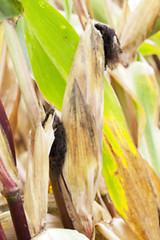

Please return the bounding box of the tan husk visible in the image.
[62,80,102,238]
[24,114,54,235]
[60,21,104,238]
[62,20,104,149]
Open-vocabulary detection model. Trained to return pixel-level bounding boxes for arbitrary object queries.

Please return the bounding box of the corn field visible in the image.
[0,0,160,239]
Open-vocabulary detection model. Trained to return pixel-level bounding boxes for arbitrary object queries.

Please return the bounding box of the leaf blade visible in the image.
[19,0,80,105]
[103,77,160,240]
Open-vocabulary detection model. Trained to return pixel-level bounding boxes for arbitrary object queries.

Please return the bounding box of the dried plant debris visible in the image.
[49,111,66,178]
[95,23,122,69]
[42,108,55,128]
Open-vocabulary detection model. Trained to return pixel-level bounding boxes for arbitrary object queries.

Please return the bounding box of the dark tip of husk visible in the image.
[94,23,122,69]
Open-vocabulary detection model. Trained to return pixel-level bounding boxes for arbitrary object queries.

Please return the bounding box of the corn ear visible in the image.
[62,79,102,238]
[62,20,104,149]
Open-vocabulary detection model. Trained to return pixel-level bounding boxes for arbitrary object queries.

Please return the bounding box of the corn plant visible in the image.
[0,0,160,239]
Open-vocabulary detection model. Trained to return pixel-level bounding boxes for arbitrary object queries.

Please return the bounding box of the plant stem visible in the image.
[0,100,16,164]
[6,191,31,240]
[0,222,7,240]
[49,171,74,229]
[2,20,41,130]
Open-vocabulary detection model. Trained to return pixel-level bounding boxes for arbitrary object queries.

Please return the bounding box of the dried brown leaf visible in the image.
[93,201,111,224]
[0,50,21,135]
[145,161,160,208]
[24,115,54,235]
[119,0,160,64]
[96,223,120,240]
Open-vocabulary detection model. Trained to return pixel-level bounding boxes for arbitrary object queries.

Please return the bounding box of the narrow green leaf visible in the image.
[24,19,66,108]
[0,0,23,21]
[62,0,73,21]
[16,17,32,75]
[19,0,80,107]
[110,72,145,147]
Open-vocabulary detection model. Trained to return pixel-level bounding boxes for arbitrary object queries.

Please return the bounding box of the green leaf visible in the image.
[19,0,80,108]
[24,19,66,108]
[89,0,108,24]
[62,0,73,21]
[0,0,23,21]
[149,31,160,48]
[139,41,160,57]
[16,17,32,75]
[102,77,160,239]
[139,32,160,57]
[110,72,145,147]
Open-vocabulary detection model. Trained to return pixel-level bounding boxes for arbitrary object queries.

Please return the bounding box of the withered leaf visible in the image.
[119,0,160,64]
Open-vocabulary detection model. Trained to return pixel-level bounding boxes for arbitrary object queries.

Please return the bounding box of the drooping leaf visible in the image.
[0,47,21,135]
[109,71,145,147]
[145,161,160,208]
[112,62,160,176]
[103,77,160,239]
[0,0,23,21]
[19,0,80,108]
